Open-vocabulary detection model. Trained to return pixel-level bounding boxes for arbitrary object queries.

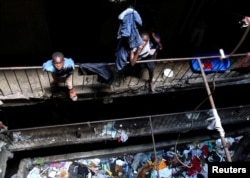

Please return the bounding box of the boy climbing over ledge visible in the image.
[42,52,78,101]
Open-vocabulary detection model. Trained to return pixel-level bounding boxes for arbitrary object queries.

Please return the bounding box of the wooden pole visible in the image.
[197,58,232,162]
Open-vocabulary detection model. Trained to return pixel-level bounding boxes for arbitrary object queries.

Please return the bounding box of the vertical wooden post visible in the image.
[197,58,232,162]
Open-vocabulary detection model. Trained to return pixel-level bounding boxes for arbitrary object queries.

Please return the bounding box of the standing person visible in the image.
[131,31,156,92]
[42,52,78,101]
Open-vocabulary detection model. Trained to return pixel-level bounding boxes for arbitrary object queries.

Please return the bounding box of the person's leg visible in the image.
[145,56,155,92]
[51,73,60,86]
[65,74,73,90]
[65,74,78,101]
[149,69,154,81]
[148,67,155,92]
[51,73,61,93]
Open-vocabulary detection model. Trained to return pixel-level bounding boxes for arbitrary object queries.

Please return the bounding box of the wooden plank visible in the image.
[169,61,186,80]
[73,68,84,86]
[26,69,43,94]
[0,71,12,96]
[36,69,51,92]
[2,70,21,95]
[15,70,32,95]
[176,60,192,80]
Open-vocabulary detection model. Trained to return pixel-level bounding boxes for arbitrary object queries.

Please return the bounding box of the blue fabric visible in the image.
[42,58,75,78]
[117,9,143,49]
[117,8,142,39]
[115,8,143,72]
[129,26,143,49]
[79,63,114,84]
[115,41,130,72]
[131,153,149,172]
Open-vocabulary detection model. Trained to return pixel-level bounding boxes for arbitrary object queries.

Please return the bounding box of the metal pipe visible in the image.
[0,52,247,70]
[197,58,232,162]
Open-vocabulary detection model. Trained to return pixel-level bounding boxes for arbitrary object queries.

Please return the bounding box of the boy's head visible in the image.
[52,52,64,70]
[140,32,150,43]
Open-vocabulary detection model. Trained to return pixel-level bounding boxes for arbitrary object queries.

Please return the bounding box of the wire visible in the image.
[174,133,192,168]
[230,25,250,55]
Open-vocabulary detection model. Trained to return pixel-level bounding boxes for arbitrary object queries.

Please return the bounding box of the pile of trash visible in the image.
[19,136,242,178]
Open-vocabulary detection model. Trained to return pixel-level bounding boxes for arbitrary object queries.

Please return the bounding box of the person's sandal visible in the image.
[69,88,78,101]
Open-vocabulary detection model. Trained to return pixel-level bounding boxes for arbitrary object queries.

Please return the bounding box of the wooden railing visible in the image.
[0,52,250,105]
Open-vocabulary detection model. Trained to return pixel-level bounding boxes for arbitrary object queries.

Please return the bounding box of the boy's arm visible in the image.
[130,44,144,66]
[152,32,163,50]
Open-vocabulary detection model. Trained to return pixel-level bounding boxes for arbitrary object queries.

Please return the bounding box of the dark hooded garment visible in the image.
[78,63,114,85]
